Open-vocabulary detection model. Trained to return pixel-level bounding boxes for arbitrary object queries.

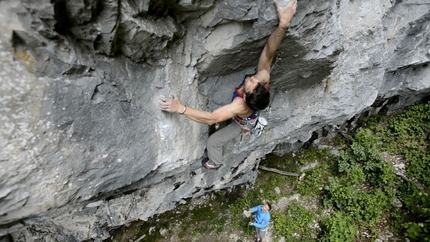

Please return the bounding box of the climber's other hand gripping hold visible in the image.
[159,93,247,126]
[159,94,184,114]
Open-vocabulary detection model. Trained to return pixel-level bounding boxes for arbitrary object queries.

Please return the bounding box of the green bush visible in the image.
[296,148,336,196]
[273,203,317,241]
[361,101,430,240]
[296,162,332,196]
[399,184,430,241]
[266,102,429,241]
[297,147,333,165]
[337,131,399,196]
[319,212,357,242]
[383,102,430,187]
[337,150,366,185]
[323,177,388,225]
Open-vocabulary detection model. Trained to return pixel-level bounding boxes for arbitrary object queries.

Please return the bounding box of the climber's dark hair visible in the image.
[245,83,270,111]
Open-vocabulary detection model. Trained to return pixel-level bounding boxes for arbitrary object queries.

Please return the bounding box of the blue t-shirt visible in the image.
[251,205,271,229]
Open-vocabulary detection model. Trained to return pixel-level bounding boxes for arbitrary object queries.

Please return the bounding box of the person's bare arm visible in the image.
[256,0,297,83]
[158,94,246,125]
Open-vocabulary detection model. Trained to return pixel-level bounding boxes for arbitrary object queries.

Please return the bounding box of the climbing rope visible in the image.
[270,52,283,73]
[267,52,282,113]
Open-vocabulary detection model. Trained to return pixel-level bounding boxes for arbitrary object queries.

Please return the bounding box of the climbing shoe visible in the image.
[203,160,222,170]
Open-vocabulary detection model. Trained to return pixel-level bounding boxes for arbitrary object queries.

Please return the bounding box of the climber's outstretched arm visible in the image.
[255,0,297,84]
[158,94,248,125]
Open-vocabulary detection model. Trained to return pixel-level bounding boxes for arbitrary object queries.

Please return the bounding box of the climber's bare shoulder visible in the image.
[210,97,250,122]
[230,97,254,118]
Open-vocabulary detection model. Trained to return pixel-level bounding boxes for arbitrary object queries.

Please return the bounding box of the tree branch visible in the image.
[259,165,299,177]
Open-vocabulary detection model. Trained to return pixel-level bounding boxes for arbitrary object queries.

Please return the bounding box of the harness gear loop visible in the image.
[235,116,258,144]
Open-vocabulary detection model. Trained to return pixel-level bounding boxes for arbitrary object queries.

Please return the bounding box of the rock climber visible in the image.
[158,0,298,170]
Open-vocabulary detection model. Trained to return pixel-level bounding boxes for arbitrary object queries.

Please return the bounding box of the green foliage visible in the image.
[337,150,366,185]
[269,102,428,241]
[191,230,201,237]
[359,101,430,240]
[371,102,430,187]
[273,203,317,241]
[295,148,337,196]
[296,162,332,196]
[297,147,332,165]
[323,177,388,226]
[398,184,430,241]
[337,141,398,192]
[319,212,357,242]
[403,222,430,241]
[228,189,260,218]
[404,220,430,241]
[332,135,346,146]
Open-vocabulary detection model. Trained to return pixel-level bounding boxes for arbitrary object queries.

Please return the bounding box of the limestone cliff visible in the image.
[0,0,429,240]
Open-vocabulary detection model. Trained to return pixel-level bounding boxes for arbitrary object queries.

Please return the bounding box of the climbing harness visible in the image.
[235,116,268,143]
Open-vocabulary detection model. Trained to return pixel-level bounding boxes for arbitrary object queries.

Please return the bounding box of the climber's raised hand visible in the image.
[274,0,297,28]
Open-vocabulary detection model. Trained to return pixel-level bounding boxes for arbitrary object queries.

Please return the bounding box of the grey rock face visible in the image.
[1,0,429,240]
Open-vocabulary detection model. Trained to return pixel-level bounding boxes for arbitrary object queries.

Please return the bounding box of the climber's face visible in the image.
[244,76,259,93]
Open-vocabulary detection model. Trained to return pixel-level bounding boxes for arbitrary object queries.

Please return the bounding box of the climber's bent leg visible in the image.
[206,121,242,167]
